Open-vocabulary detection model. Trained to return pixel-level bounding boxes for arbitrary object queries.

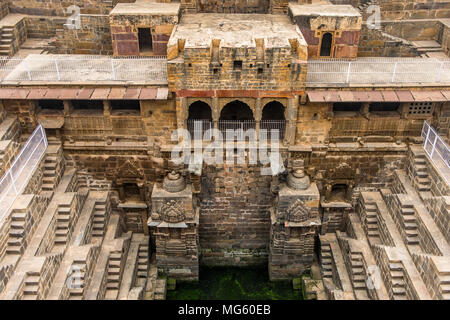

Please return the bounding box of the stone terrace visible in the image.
[319,144,450,300]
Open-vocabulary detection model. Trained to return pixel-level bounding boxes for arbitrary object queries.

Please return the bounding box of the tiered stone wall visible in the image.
[7,0,117,15]
[199,163,274,266]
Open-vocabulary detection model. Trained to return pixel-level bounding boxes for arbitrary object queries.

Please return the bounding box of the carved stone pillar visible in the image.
[255,97,262,138]
[149,171,199,281]
[269,168,321,280]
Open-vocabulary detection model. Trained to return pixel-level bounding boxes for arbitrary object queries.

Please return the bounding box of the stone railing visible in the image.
[307,58,450,85]
[0,124,47,223]
[421,121,450,184]
[0,55,168,83]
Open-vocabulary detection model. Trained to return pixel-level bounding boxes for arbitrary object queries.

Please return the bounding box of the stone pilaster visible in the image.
[269,169,321,280]
[149,172,199,281]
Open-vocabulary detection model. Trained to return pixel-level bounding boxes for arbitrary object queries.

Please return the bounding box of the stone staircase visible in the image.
[42,155,59,192]
[54,204,71,246]
[105,251,122,297]
[136,243,149,286]
[320,242,333,280]
[440,273,450,300]
[68,260,87,300]
[411,153,431,193]
[92,201,107,238]
[388,261,407,300]
[350,252,368,299]
[21,272,40,300]
[398,201,419,246]
[6,210,27,254]
[363,202,380,241]
[0,26,13,56]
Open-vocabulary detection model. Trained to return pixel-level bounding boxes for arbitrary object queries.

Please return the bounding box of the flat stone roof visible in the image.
[109,2,180,16]
[289,3,361,17]
[169,13,306,48]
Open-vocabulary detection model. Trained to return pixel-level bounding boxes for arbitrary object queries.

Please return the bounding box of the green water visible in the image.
[166,267,303,300]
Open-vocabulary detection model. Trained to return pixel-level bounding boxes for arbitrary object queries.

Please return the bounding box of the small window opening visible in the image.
[258,68,264,74]
[369,103,400,113]
[38,100,64,111]
[333,103,362,113]
[71,100,103,114]
[320,32,333,57]
[234,60,243,70]
[138,28,152,54]
[110,100,140,115]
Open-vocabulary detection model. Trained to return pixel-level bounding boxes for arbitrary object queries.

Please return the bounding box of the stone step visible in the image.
[406,236,419,245]
[6,247,21,254]
[55,229,68,237]
[417,184,431,192]
[93,217,105,224]
[353,281,366,289]
[442,293,450,300]
[12,212,27,221]
[9,229,24,237]
[137,271,147,278]
[25,276,40,286]
[43,169,56,177]
[405,229,418,237]
[138,258,148,265]
[10,221,25,229]
[414,158,426,165]
[365,204,377,212]
[106,282,119,289]
[389,263,403,271]
[352,267,365,275]
[58,206,71,214]
[402,208,415,215]
[23,285,39,295]
[353,274,366,282]
[8,238,21,246]
[55,236,67,244]
[92,230,104,237]
[368,230,379,237]
[42,183,54,191]
[95,204,106,211]
[366,217,377,224]
[57,215,70,222]
[93,223,104,231]
[108,274,120,282]
[70,288,84,296]
[440,284,450,293]
[109,253,122,260]
[391,279,405,287]
[391,270,403,279]
[108,267,120,275]
[392,287,406,295]
[57,221,70,229]
[44,162,57,170]
[43,177,55,184]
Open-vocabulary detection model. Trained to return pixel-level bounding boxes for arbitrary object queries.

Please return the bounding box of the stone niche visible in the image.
[149,172,199,281]
[109,2,180,56]
[289,3,362,59]
[269,169,321,280]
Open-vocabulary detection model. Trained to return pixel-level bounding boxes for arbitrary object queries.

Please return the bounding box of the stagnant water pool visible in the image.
[166,267,303,300]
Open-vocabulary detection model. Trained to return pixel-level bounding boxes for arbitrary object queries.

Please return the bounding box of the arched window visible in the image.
[219,100,255,140]
[188,101,212,120]
[320,32,333,57]
[187,101,213,139]
[220,100,253,121]
[261,101,286,140]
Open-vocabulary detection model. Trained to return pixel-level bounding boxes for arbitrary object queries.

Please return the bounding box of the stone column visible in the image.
[269,168,321,280]
[149,171,199,281]
[285,96,299,146]
[212,97,219,130]
[255,97,262,138]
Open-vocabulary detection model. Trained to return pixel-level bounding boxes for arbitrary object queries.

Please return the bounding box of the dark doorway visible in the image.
[220,100,253,121]
[123,183,141,202]
[320,33,333,57]
[369,102,400,113]
[138,28,153,53]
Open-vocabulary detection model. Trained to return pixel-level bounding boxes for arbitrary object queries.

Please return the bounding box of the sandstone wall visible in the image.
[199,163,275,266]
[168,47,307,92]
[7,0,118,15]
[52,14,112,54]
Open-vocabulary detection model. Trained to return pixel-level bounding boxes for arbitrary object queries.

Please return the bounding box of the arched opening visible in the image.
[261,101,286,139]
[187,101,213,139]
[219,100,255,140]
[320,32,333,57]
[220,100,253,121]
